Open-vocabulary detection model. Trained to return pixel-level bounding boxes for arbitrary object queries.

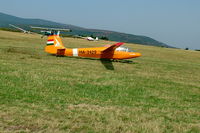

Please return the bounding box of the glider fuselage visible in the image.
[45,35,141,60]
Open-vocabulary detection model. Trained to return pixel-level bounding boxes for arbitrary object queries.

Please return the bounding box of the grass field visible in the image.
[0,30,200,133]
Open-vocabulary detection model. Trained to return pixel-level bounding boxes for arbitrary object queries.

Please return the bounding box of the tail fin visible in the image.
[45,35,65,54]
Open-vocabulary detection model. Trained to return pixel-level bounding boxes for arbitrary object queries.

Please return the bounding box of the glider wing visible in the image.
[102,42,124,53]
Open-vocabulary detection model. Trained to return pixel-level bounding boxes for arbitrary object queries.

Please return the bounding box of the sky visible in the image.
[0,0,200,49]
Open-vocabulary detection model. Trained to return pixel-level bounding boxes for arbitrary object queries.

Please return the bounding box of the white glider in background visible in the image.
[9,24,31,34]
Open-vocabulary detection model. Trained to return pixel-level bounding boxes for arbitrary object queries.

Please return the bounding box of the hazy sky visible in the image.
[0,0,200,49]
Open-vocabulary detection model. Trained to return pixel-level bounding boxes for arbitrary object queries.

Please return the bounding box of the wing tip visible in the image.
[115,42,124,46]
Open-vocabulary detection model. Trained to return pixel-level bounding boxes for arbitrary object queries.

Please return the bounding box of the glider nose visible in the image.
[129,52,141,58]
[135,52,142,57]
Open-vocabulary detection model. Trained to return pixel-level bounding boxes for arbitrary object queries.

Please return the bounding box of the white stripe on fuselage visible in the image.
[73,48,78,56]
[47,41,54,44]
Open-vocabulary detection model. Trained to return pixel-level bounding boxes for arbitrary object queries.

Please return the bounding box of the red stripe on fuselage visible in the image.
[47,39,54,42]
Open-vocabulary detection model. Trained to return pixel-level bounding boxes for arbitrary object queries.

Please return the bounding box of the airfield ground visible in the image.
[0,30,200,132]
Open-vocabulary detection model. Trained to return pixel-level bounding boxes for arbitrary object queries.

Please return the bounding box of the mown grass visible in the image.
[0,30,200,133]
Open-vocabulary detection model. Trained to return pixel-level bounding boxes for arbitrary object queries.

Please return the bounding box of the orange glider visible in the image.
[45,34,141,60]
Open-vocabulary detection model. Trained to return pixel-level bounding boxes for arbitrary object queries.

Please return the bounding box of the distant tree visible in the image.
[185,47,189,50]
[60,34,73,38]
[81,34,87,37]
[90,34,95,38]
[100,36,109,40]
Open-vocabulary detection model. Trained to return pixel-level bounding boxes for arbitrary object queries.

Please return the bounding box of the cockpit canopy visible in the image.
[115,46,135,52]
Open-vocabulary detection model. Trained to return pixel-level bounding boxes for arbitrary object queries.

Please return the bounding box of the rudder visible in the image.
[45,35,65,55]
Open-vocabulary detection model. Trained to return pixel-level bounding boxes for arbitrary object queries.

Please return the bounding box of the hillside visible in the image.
[0,12,171,47]
[0,30,200,132]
